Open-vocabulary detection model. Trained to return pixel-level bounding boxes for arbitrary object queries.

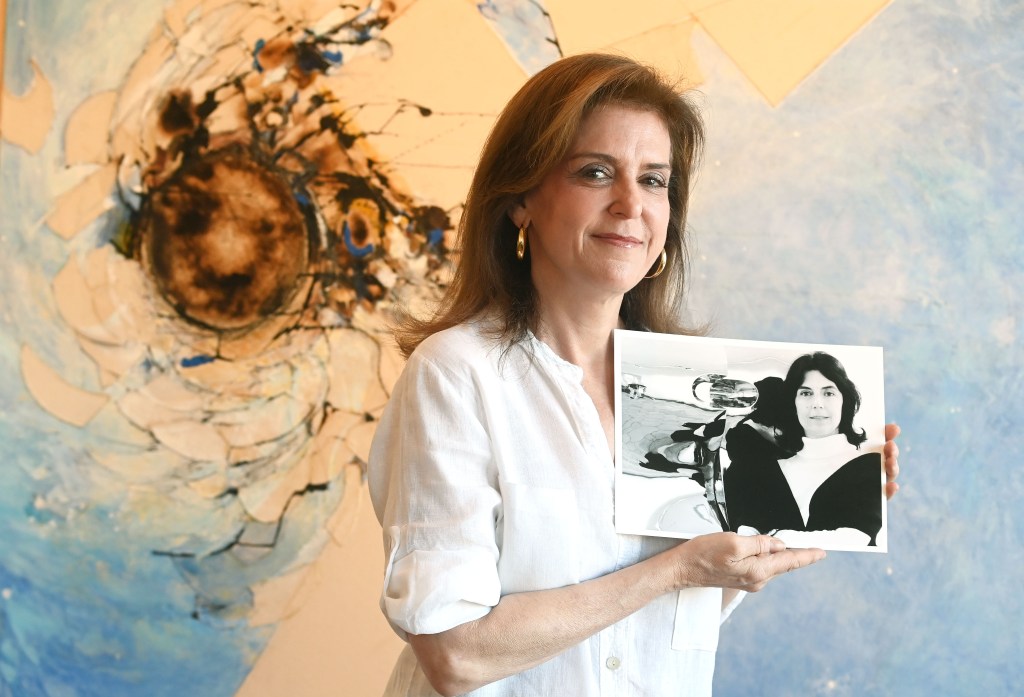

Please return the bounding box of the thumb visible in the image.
[749,534,787,557]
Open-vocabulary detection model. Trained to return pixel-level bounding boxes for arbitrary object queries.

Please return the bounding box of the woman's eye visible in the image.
[579,165,612,181]
[641,173,668,188]
[798,390,812,398]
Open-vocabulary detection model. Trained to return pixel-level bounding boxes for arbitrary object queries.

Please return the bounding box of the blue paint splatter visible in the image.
[252,38,266,72]
[180,355,215,368]
[342,221,374,258]
[427,227,444,246]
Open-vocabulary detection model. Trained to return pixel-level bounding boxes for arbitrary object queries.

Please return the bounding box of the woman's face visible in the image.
[513,104,672,303]
[795,370,843,438]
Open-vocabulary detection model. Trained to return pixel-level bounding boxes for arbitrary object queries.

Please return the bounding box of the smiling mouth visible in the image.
[594,234,643,246]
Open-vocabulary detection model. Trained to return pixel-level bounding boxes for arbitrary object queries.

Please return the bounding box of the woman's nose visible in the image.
[609,180,643,219]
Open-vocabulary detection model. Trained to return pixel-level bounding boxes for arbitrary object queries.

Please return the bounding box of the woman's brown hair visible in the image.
[395,52,705,357]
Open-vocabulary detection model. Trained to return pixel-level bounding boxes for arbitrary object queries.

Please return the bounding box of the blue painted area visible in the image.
[342,220,375,258]
[3,0,163,116]
[0,419,271,697]
[180,355,216,368]
[252,38,266,72]
[683,0,1024,693]
[476,0,561,75]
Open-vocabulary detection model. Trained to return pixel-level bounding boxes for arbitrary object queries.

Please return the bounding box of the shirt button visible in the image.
[605,656,621,671]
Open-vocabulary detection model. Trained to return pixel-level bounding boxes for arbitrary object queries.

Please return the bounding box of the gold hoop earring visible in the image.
[645,249,667,279]
[516,226,527,261]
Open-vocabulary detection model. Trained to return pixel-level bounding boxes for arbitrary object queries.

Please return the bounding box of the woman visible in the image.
[726,353,884,547]
[368,54,901,696]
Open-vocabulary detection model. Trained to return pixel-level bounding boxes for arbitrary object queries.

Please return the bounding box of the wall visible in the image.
[685,2,1024,693]
[2,1,1022,696]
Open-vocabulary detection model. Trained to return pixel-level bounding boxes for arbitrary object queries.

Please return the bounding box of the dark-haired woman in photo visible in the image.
[725,352,883,547]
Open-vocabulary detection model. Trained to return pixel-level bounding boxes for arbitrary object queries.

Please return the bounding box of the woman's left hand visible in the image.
[884,423,901,500]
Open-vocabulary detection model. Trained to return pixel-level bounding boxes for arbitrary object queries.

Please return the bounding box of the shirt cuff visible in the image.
[381,527,501,637]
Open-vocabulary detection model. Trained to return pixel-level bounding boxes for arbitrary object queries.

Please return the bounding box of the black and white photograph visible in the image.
[614,330,887,552]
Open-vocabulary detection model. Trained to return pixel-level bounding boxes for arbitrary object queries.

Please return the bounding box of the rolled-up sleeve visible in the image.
[369,350,503,637]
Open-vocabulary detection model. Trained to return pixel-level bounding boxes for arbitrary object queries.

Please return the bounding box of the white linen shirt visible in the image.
[369,321,743,697]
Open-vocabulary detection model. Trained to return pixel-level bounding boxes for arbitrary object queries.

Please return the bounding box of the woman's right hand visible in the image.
[666,532,825,593]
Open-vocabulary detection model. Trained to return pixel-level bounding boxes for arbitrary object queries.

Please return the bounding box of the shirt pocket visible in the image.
[671,586,722,652]
[498,482,582,593]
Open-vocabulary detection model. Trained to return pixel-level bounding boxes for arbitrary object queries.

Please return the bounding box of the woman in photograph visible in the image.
[368,54,900,697]
[725,352,884,547]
